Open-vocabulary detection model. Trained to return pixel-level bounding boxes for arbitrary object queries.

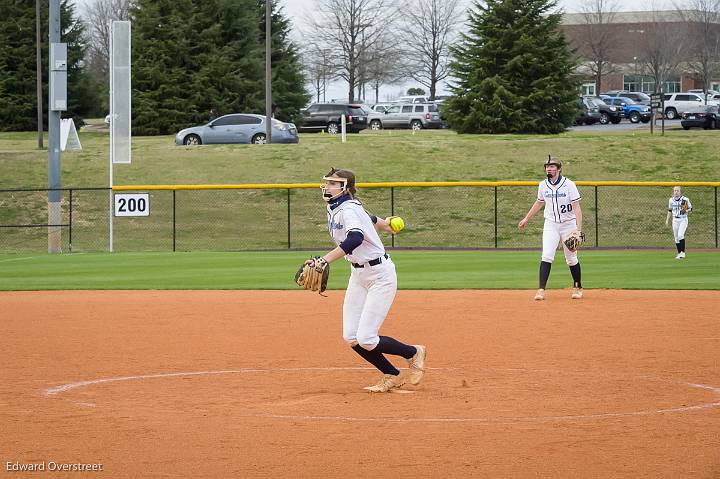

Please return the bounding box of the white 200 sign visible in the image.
[114,194,150,217]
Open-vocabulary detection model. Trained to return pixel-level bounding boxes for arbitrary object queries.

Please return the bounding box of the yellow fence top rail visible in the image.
[113,181,720,191]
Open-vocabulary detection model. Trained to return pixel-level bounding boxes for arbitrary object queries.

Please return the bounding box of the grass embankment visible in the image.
[1,128,718,252]
[2,127,719,187]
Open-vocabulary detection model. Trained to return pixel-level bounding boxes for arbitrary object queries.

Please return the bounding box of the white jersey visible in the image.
[668,195,692,218]
[327,198,385,264]
[537,176,581,223]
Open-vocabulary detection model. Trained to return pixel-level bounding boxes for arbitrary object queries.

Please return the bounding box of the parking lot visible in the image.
[570,118,684,132]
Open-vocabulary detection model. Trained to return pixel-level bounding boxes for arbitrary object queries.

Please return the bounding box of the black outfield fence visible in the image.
[1,182,718,252]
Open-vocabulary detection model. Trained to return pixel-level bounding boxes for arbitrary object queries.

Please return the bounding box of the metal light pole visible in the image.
[633,56,638,91]
[48,0,63,253]
[265,0,272,144]
[36,0,43,149]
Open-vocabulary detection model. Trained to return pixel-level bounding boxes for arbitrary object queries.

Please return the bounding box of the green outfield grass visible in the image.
[0,250,717,291]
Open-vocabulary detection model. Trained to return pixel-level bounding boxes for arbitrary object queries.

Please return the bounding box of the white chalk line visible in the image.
[43,367,449,396]
[42,368,720,423]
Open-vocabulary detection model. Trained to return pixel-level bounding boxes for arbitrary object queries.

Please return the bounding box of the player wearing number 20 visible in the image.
[665,186,692,259]
[518,157,584,301]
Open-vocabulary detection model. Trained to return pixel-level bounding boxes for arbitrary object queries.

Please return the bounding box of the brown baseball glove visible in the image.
[294,256,330,294]
[680,199,689,213]
[563,230,585,252]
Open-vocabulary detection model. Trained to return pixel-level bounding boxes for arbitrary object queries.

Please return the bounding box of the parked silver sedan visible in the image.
[175,114,298,145]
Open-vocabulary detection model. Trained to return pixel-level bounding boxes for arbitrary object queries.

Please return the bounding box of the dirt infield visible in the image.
[1,290,718,478]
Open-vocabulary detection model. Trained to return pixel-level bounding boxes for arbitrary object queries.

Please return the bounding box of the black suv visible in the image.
[575,97,601,125]
[298,103,368,134]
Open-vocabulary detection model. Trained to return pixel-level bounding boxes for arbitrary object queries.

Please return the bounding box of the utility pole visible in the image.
[265,0,272,144]
[36,0,44,149]
[48,0,65,253]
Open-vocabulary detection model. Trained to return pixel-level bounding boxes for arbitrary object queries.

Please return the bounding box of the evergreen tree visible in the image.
[0,0,33,131]
[445,0,578,134]
[0,0,102,132]
[131,0,308,135]
[186,0,265,126]
[63,0,104,126]
[257,1,310,124]
[131,0,200,135]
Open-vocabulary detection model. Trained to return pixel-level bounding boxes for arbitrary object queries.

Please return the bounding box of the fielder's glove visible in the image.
[680,199,689,213]
[563,230,585,252]
[295,256,330,295]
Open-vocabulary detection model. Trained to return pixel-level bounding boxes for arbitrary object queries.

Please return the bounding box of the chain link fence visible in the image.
[1,183,718,252]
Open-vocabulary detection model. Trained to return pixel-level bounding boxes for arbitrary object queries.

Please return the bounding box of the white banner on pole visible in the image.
[60,118,82,151]
[111,21,131,164]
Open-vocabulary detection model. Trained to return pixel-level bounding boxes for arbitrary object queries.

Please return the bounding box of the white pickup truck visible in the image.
[662,93,720,119]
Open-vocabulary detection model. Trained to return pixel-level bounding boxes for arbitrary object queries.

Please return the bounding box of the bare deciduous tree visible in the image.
[400,0,462,100]
[676,0,720,95]
[363,34,406,103]
[303,46,338,103]
[638,6,690,93]
[306,0,396,102]
[84,0,130,82]
[579,0,620,94]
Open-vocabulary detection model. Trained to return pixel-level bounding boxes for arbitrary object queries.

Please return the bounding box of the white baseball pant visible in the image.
[541,219,579,266]
[672,217,688,242]
[342,258,397,350]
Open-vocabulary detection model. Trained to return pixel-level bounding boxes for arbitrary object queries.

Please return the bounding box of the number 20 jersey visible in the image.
[537,176,581,223]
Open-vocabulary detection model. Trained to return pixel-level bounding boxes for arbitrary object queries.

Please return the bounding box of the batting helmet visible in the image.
[544,155,562,170]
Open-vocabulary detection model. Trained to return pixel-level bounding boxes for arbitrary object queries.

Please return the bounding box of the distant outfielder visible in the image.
[665,186,692,259]
[518,156,584,300]
[295,168,426,393]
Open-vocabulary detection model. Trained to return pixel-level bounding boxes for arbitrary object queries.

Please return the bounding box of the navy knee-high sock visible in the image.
[352,344,399,375]
[679,239,686,252]
[569,263,582,288]
[676,242,682,253]
[539,261,552,289]
[376,336,416,359]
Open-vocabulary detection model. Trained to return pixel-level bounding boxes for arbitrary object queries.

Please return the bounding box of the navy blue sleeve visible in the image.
[339,230,364,254]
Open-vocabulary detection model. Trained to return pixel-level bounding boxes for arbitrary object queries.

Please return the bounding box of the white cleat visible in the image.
[534,289,545,301]
[363,373,405,393]
[675,252,685,259]
[407,345,426,385]
[571,287,583,299]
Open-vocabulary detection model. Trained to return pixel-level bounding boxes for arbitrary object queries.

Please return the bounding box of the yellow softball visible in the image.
[389,216,405,233]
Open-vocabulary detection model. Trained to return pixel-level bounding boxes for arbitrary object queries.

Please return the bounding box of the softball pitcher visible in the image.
[665,186,692,259]
[518,157,584,300]
[312,168,426,393]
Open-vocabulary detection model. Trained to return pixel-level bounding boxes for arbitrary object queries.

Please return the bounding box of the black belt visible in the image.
[352,254,388,268]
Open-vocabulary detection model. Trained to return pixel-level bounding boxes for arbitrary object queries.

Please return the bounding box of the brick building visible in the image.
[561,10,720,95]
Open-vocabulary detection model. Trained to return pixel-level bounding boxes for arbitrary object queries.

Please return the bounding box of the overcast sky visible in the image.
[276,0,680,102]
[72,0,681,103]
